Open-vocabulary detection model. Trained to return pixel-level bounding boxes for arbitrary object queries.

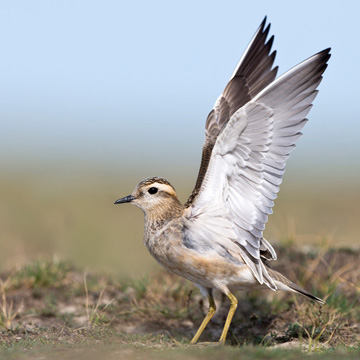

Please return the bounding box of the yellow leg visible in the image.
[190,291,216,344]
[218,291,238,345]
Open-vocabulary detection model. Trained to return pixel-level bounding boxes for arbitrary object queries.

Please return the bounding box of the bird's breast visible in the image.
[143,219,253,290]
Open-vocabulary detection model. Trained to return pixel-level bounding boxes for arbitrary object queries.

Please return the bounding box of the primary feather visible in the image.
[185,17,278,207]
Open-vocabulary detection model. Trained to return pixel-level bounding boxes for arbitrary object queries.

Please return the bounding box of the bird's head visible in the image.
[114,177,183,218]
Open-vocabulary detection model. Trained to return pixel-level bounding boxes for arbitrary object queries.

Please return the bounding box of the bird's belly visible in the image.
[155,245,259,291]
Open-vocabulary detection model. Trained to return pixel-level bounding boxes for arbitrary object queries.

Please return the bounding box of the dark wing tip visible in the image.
[312,48,331,76]
[320,47,331,55]
[260,16,268,28]
[266,34,275,49]
[316,48,331,62]
[263,22,271,38]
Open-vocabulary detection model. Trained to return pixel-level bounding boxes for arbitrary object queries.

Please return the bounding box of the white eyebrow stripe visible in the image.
[149,183,177,197]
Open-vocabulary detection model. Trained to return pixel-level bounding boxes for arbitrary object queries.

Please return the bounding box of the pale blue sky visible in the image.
[1,0,359,179]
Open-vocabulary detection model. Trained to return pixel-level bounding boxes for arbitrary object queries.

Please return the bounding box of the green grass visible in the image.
[8,259,71,289]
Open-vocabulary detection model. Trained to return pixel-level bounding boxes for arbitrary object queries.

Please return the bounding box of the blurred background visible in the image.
[1,0,359,278]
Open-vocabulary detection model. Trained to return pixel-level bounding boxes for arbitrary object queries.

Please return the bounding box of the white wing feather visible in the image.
[187,49,330,289]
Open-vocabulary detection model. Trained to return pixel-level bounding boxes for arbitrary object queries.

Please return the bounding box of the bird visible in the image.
[114,18,330,345]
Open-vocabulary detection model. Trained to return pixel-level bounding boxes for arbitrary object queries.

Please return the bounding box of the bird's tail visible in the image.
[267,267,325,305]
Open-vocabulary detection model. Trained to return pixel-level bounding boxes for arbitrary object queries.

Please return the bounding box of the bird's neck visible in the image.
[147,199,184,223]
[143,199,184,238]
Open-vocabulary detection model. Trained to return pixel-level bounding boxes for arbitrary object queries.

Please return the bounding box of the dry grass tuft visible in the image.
[0,279,22,329]
[83,272,115,327]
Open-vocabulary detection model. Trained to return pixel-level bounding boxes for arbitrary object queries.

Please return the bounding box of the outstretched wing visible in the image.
[186,47,331,289]
[185,17,278,207]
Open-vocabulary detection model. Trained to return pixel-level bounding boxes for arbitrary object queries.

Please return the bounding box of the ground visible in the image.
[0,245,359,359]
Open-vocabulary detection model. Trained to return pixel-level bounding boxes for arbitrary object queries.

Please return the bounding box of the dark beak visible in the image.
[114,195,135,204]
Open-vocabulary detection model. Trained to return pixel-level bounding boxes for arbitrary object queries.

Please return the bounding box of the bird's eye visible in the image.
[148,187,158,194]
